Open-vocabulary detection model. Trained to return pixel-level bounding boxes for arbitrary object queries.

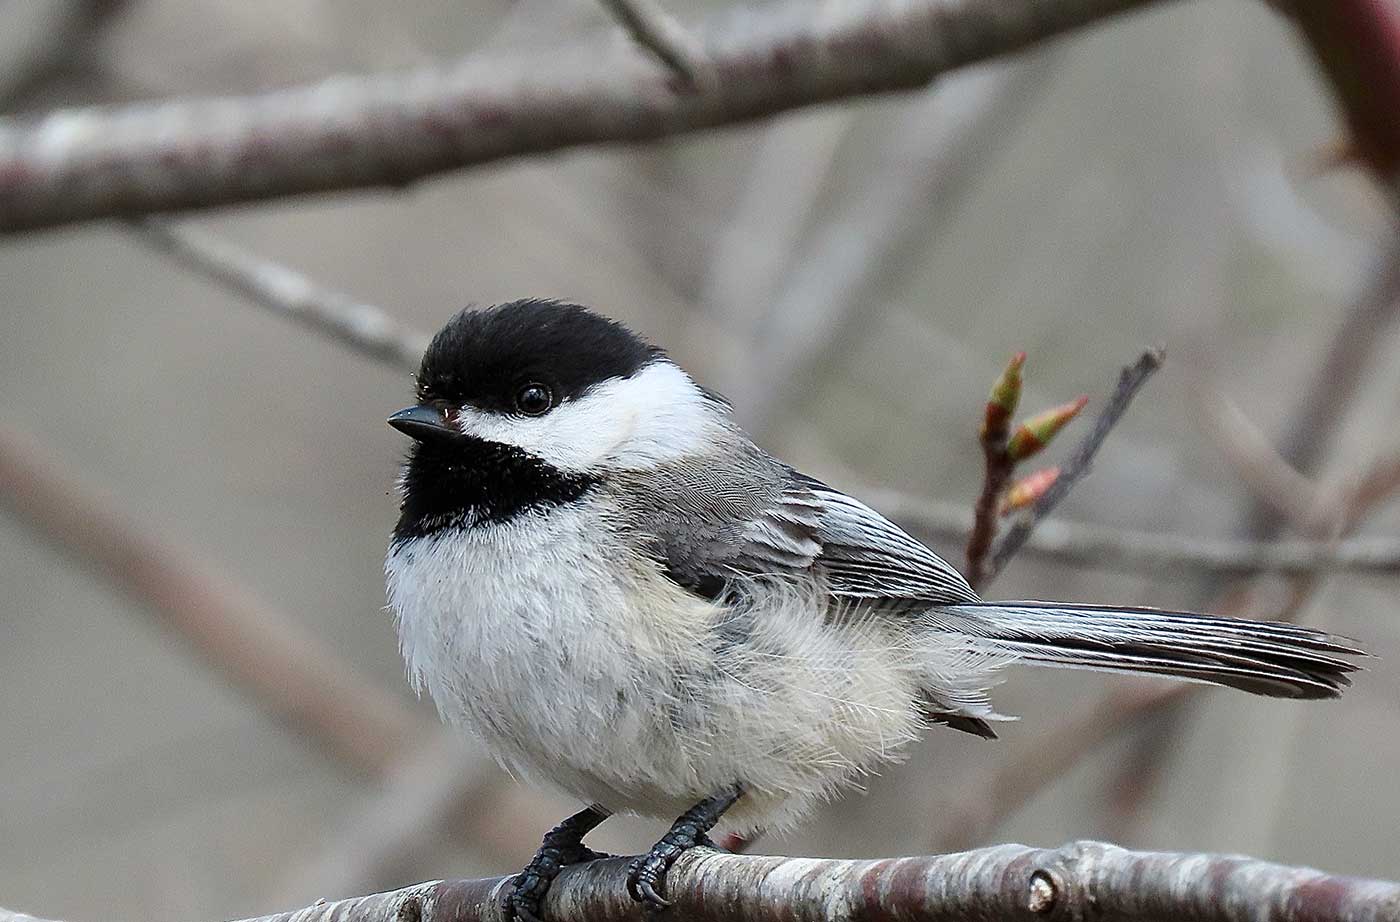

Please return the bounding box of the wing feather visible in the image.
[618,456,975,608]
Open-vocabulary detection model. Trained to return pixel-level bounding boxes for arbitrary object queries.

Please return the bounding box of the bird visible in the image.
[384,299,1364,921]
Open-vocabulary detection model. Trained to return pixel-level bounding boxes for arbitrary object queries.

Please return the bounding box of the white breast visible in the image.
[386,504,722,812]
[385,503,998,831]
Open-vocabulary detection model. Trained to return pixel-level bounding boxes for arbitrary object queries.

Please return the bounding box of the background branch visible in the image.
[0,422,429,778]
[0,0,1171,233]
[597,0,708,89]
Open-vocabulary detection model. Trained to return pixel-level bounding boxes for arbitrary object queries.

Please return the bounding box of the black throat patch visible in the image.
[392,438,596,544]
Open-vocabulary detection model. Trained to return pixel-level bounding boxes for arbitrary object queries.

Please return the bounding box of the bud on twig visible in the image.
[982,352,1026,440]
[1001,467,1061,515]
[1007,396,1088,461]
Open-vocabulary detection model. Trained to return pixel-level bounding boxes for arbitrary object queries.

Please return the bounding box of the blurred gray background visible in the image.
[2,1,1398,920]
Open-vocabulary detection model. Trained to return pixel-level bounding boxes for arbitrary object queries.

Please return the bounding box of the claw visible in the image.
[625,788,743,913]
[626,857,674,911]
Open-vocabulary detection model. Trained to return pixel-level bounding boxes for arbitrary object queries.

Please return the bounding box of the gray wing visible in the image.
[787,472,980,606]
[618,453,977,607]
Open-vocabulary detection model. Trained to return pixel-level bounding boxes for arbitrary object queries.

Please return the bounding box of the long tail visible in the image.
[933,601,1365,699]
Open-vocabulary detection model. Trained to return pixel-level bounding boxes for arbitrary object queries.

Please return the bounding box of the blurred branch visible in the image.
[931,680,1190,851]
[1100,233,1400,837]
[131,219,430,372]
[985,346,1165,580]
[1273,0,1400,184]
[0,423,432,777]
[0,421,532,866]
[282,735,507,899]
[1243,232,1400,538]
[732,51,1062,431]
[1193,389,1326,532]
[11,841,1399,922]
[0,0,122,108]
[0,0,1172,233]
[597,0,709,89]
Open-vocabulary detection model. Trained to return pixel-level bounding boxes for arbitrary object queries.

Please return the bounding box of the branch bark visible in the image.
[0,0,1172,233]
[8,841,1397,922]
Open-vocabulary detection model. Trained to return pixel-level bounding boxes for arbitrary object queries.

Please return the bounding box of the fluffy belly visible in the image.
[385,508,937,831]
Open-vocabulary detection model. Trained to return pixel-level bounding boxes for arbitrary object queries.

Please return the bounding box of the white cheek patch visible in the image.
[454,361,715,471]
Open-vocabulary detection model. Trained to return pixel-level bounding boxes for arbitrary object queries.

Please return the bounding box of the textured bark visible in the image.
[7,841,1393,922]
[0,0,1171,233]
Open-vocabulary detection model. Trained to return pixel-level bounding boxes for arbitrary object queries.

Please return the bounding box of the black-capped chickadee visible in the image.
[385,299,1363,921]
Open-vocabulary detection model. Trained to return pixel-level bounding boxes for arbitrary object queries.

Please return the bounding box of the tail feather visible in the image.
[934,601,1365,700]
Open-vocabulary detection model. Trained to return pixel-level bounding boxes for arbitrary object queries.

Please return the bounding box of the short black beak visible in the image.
[387,405,463,445]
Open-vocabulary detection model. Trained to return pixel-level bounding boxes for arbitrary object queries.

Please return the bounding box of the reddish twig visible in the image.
[986,347,1164,580]
[966,352,1024,588]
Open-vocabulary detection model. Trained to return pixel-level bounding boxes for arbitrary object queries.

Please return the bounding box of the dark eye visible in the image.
[515,382,552,416]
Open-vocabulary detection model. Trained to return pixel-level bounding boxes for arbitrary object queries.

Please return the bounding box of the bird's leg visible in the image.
[504,804,612,922]
[627,785,742,912]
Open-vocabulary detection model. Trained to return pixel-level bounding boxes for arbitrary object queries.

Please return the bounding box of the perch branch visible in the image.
[986,346,1165,579]
[0,0,1172,233]
[9,841,1400,922]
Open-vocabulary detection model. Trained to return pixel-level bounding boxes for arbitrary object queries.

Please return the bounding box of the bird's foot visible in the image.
[626,787,741,913]
[505,843,611,922]
[503,806,610,922]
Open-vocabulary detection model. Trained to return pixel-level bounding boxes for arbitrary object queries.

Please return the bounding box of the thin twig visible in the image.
[987,346,1165,578]
[597,0,709,89]
[132,218,430,372]
[10,841,1397,922]
[866,487,1400,576]
[0,0,1174,233]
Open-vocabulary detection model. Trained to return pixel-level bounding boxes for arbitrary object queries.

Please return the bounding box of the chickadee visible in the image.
[385,299,1363,921]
